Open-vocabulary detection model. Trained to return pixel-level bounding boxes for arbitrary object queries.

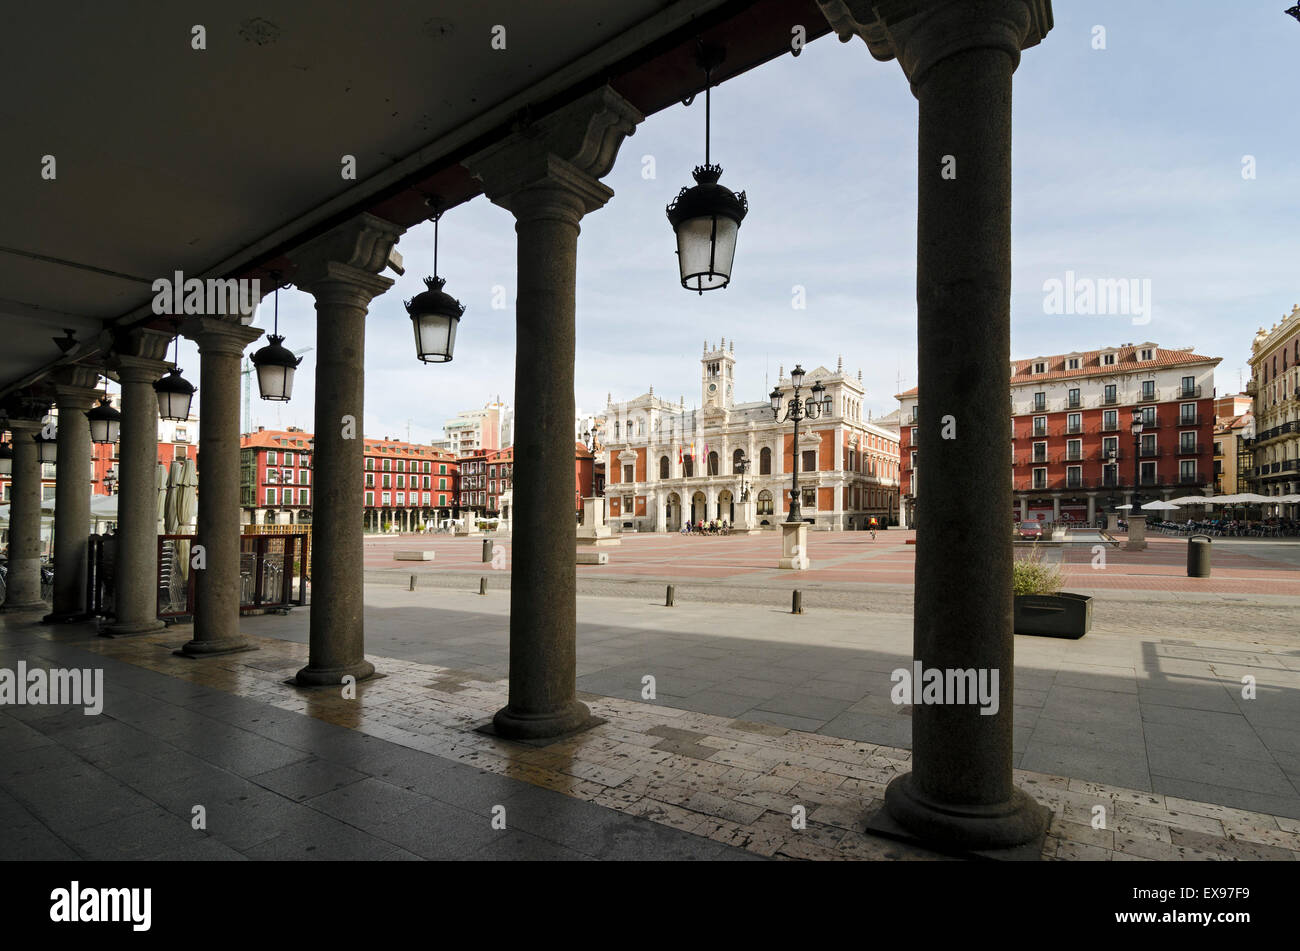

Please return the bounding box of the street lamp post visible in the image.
[1131,407,1144,512]
[770,364,831,523]
[735,451,752,502]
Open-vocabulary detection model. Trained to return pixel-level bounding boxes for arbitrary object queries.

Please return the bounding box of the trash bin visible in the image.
[1187,534,1211,577]
[482,538,493,562]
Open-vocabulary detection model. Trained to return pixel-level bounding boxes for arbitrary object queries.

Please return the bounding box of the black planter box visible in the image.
[1013,592,1092,639]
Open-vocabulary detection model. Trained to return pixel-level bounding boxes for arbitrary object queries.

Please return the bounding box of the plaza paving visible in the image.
[4,530,1298,861]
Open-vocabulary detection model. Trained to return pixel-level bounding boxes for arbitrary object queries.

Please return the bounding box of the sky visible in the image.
[197,0,1300,445]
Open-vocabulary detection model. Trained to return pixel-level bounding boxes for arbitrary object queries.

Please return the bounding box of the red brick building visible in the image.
[897,342,1220,527]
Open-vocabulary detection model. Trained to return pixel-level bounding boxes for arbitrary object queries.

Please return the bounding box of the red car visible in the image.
[1018,521,1043,540]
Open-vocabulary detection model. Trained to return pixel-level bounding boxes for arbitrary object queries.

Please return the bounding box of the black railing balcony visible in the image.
[1066,450,1084,461]
[1099,474,1120,487]
[1177,474,1201,485]
[1139,389,1158,403]
[1033,400,1046,412]
[1065,476,1084,489]
[1101,420,1119,431]
[1139,447,1162,458]
[1067,423,1084,434]
[1033,426,1048,437]
[1140,473,1159,486]
[1177,442,1199,455]
[1140,418,1160,429]
[1178,414,1201,426]
[1179,384,1202,399]
[1068,396,1082,408]
[1032,454,1048,464]
[1103,393,1119,405]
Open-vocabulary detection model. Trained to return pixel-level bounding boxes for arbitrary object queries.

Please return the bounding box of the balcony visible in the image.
[1032,426,1048,438]
[1139,447,1163,458]
[1032,400,1046,414]
[1067,396,1082,409]
[1101,419,1119,432]
[1177,442,1199,455]
[1178,413,1202,427]
[1178,384,1202,399]
[1177,473,1202,485]
[1065,449,1085,462]
[1064,475,1084,489]
[1103,393,1119,405]
[1140,473,1159,486]
[1066,423,1084,435]
[1138,389,1158,404]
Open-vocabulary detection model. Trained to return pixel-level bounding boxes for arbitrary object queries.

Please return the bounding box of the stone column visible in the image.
[1051,494,1061,521]
[45,370,102,622]
[177,318,263,656]
[465,86,641,739]
[822,0,1053,852]
[288,213,402,685]
[103,339,172,636]
[1086,492,1096,524]
[3,416,48,611]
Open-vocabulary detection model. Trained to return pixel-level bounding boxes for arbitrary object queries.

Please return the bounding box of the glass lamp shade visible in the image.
[1131,408,1143,423]
[86,396,122,444]
[154,368,196,422]
[251,334,302,402]
[35,433,57,464]
[769,388,782,412]
[810,381,826,410]
[0,443,12,476]
[790,364,805,388]
[404,276,464,364]
[666,165,747,294]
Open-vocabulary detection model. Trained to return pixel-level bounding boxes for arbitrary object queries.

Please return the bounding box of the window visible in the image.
[439,478,446,490]
[1140,461,1157,485]
[1180,431,1197,454]
[265,487,275,505]
[1068,359,1080,371]
[659,456,669,479]
[1033,441,1048,463]
[1066,439,1082,461]
[802,486,816,507]
[282,488,294,505]
[757,490,774,515]
[299,489,309,505]
[1141,380,1156,401]
[1142,406,1156,427]
[365,491,374,507]
[1179,460,1197,483]
[1141,433,1156,455]
[733,448,745,473]
[284,452,295,466]
[381,492,391,506]
[1180,376,1197,398]
[1067,413,1082,434]
[382,474,391,489]
[1033,391,1046,412]
[438,495,446,507]
[440,464,447,474]
[1104,383,1117,404]
[299,469,308,485]
[1140,348,1153,361]
[396,492,405,506]
[1213,441,1222,456]
[683,455,694,477]
[383,459,391,471]
[1102,436,1118,460]
[1180,403,1197,425]
[622,464,634,482]
[1032,467,1047,489]
[801,450,816,473]
[707,452,719,476]
[1066,466,1082,488]
[366,458,374,470]
[1068,388,1080,407]
[423,476,430,489]
[365,474,374,487]
[282,468,293,484]
[1103,409,1118,431]
[623,495,634,513]
[1033,416,1047,437]
[396,474,405,489]
[267,451,277,465]
[1033,362,1046,374]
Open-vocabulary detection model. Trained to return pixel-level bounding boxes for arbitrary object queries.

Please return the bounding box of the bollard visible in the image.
[665,584,675,607]
[479,577,487,596]
[482,538,493,563]
[1187,534,1212,578]
[409,575,416,591]
[792,590,803,615]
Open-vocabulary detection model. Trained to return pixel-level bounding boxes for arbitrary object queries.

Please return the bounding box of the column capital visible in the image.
[818,0,1052,89]
[112,353,172,385]
[6,416,44,434]
[296,261,394,308]
[52,382,101,411]
[180,317,264,356]
[288,213,403,293]
[113,325,174,362]
[464,85,643,219]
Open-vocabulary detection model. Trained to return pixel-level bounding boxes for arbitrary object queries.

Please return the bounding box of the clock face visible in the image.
[708,383,717,393]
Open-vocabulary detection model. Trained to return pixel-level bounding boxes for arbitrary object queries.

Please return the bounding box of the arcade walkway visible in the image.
[4,607,1296,861]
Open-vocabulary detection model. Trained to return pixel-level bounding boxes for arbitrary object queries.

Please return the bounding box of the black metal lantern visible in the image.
[251,276,302,401]
[666,44,747,294]
[87,395,121,444]
[35,431,57,464]
[405,201,464,364]
[769,387,782,413]
[154,326,195,422]
[0,441,12,476]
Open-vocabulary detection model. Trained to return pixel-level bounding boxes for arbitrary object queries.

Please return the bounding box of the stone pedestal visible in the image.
[177,318,263,657]
[825,0,1053,854]
[465,86,641,740]
[1104,512,1119,533]
[289,214,402,685]
[1125,514,1147,551]
[778,521,810,570]
[576,496,619,546]
[45,373,101,622]
[732,498,762,534]
[2,417,48,611]
[103,342,171,636]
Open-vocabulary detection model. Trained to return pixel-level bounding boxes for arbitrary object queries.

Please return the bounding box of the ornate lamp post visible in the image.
[1131,407,1144,512]
[735,451,752,501]
[769,364,831,522]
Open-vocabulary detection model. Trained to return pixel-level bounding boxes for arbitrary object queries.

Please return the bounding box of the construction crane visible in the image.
[242,348,312,434]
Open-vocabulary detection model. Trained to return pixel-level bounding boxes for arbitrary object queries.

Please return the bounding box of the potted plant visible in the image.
[1012,545,1092,638]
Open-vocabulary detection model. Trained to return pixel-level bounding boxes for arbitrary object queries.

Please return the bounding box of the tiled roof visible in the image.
[241,429,313,449]
[896,345,1220,399]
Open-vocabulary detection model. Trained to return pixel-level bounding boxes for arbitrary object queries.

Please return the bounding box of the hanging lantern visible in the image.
[0,441,12,476]
[35,431,57,464]
[251,277,302,400]
[666,44,747,294]
[405,201,464,363]
[154,326,195,421]
[87,395,121,444]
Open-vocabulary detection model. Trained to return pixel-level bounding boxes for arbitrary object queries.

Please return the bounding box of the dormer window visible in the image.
[1067,358,1080,370]
[1140,348,1154,361]
[1102,353,1116,366]
[1033,362,1046,374]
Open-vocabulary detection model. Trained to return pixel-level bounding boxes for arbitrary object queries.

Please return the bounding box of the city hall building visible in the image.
[897,342,1220,527]
[600,342,901,532]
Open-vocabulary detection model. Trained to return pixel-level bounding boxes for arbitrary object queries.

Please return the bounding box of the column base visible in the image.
[294,658,375,686]
[43,611,93,624]
[100,619,166,637]
[175,636,257,658]
[491,699,594,740]
[2,600,50,613]
[878,771,1050,858]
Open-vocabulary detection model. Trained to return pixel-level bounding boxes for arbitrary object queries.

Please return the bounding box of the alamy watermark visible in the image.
[891,660,1000,715]
[0,662,103,715]
[151,270,260,316]
[1042,270,1151,326]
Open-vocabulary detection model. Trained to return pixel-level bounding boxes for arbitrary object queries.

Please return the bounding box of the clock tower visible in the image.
[701,338,736,410]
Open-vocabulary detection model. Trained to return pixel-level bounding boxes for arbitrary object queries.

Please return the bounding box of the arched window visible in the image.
[759,446,772,475]
[733,448,745,473]
[683,455,694,478]
[708,451,719,475]
[757,489,774,515]
[659,455,669,479]
[614,420,620,439]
